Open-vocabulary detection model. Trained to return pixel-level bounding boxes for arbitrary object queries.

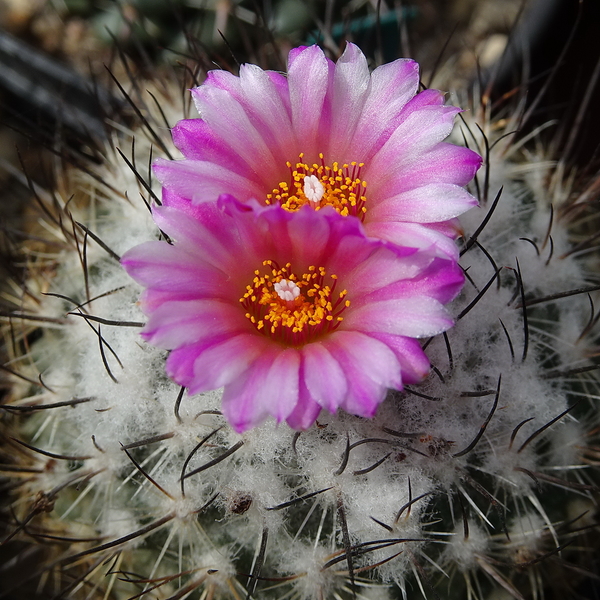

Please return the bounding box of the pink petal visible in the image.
[163,344,201,389]
[171,119,250,176]
[326,227,419,285]
[287,45,332,157]
[336,369,387,417]
[264,204,332,268]
[367,333,430,384]
[141,300,247,348]
[258,203,373,274]
[348,58,420,160]
[287,45,309,68]
[367,105,462,198]
[166,333,270,393]
[285,379,322,429]
[261,349,301,422]
[302,342,348,412]
[121,241,228,298]
[329,43,371,159]
[221,348,281,432]
[340,248,432,298]
[267,71,292,117]
[190,84,277,187]
[199,69,244,99]
[186,333,272,393]
[153,158,262,204]
[402,88,447,111]
[376,143,483,198]
[151,203,263,275]
[345,297,453,338]
[327,331,401,416]
[369,183,478,223]
[427,218,463,237]
[361,258,464,304]
[333,331,402,389]
[364,221,461,259]
[238,63,296,160]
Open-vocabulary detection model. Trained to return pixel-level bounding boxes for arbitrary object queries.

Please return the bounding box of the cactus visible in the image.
[1,49,599,600]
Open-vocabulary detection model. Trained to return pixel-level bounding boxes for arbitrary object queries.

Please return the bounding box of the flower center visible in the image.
[266,153,368,219]
[240,260,350,346]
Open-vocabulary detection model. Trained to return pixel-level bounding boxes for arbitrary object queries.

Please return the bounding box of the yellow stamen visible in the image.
[240,260,350,345]
[265,153,368,219]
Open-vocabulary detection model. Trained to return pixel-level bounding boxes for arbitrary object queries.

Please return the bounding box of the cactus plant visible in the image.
[1,42,599,600]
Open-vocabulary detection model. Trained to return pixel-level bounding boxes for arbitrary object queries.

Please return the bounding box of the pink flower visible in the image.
[122,195,463,432]
[154,44,481,259]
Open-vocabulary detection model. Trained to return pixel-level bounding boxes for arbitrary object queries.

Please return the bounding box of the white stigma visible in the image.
[303,175,325,203]
[274,279,301,302]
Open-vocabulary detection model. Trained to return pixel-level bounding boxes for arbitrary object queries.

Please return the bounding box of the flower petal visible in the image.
[302,342,348,412]
[141,300,247,348]
[364,221,461,259]
[261,348,301,422]
[339,247,431,298]
[238,63,296,161]
[188,334,272,393]
[287,45,332,157]
[285,378,322,429]
[327,331,401,416]
[153,158,262,204]
[361,257,464,305]
[262,204,334,269]
[191,84,277,185]
[329,43,371,158]
[348,58,420,159]
[162,344,201,389]
[368,333,430,384]
[171,119,247,173]
[367,105,462,198]
[369,183,479,223]
[199,69,244,99]
[167,333,270,394]
[377,143,483,198]
[345,296,453,338]
[221,348,281,432]
[121,241,228,299]
[151,200,265,275]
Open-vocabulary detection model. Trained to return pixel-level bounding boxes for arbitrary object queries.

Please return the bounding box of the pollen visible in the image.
[265,153,368,219]
[240,260,349,345]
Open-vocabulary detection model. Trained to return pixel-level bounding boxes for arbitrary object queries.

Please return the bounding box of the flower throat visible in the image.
[240,260,350,346]
[266,153,367,219]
